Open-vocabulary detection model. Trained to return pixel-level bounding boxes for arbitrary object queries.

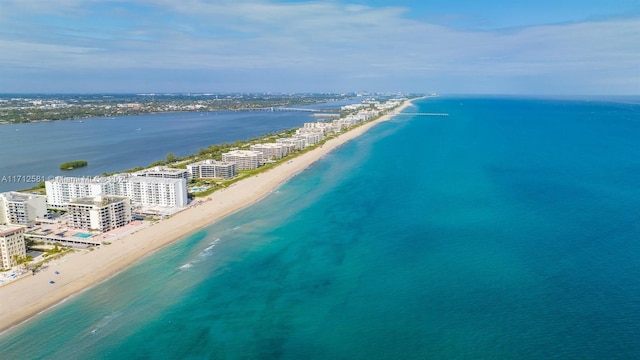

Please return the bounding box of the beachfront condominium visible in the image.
[249,143,291,161]
[67,195,132,232]
[222,150,263,170]
[276,137,306,150]
[294,131,323,146]
[186,160,237,179]
[45,176,112,208]
[133,166,189,180]
[0,192,47,226]
[109,175,188,208]
[0,225,26,269]
[45,175,188,209]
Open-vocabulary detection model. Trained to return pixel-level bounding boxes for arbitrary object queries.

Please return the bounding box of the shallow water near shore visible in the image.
[2,96,640,359]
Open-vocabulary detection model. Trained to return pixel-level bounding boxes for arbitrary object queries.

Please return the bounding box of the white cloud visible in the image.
[0,0,637,93]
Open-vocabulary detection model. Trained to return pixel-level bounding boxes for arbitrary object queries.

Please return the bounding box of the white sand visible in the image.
[0,99,414,333]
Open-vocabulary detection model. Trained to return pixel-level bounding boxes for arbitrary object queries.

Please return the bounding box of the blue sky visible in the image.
[0,0,638,94]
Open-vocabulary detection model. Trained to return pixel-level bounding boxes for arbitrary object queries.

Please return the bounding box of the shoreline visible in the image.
[0,99,415,334]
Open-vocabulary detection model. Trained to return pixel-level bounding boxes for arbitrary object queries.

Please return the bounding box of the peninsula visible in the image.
[0,98,416,334]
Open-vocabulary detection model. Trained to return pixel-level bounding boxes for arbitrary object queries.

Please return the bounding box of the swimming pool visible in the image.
[190,186,209,192]
[73,233,93,238]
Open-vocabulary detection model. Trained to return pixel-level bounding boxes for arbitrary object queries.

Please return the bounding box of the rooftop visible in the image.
[1,191,45,202]
[68,195,129,207]
[0,225,25,237]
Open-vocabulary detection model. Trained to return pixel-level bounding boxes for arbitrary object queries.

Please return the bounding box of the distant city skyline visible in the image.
[1,0,638,95]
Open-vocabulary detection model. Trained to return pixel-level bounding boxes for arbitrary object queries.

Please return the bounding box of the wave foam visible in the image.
[178,238,220,270]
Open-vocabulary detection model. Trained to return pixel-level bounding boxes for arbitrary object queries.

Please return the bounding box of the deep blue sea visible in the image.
[2,96,640,359]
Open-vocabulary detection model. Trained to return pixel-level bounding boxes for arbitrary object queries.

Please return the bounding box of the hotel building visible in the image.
[222,150,263,170]
[0,225,26,269]
[186,160,237,179]
[67,196,132,232]
[0,192,47,226]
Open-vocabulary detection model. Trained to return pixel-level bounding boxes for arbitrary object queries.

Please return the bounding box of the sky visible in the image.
[0,0,638,94]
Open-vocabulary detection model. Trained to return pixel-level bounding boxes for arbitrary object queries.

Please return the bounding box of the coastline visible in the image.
[0,99,415,334]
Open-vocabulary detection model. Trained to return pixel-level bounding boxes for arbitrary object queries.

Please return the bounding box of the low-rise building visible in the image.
[67,196,132,232]
[276,137,307,150]
[250,143,290,161]
[0,192,47,225]
[0,225,26,269]
[222,150,263,170]
[186,160,237,179]
[294,132,323,146]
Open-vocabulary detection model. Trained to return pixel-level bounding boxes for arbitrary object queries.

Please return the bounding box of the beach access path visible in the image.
[0,99,415,334]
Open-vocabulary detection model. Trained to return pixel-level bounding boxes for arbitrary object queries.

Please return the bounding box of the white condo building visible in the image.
[45,176,111,208]
[276,137,307,150]
[294,131,323,146]
[45,175,188,209]
[133,166,189,180]
[0,192,47,225]
[250,143,290,161]
[110,176,188,208]
[67,196,132,232]
[0,225,26,269]
[186,160,237,179]
[222,150,263,170]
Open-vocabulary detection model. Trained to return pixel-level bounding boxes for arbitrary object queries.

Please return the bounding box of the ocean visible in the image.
[1,96,640,359]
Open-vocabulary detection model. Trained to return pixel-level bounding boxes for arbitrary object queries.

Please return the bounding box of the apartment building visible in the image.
[133,166,189,180]
[0,225,26,269]
[0,192,47,225]
[249,143,291,161]
[45,176,111,208]
[294,131,323,146]
[46,175,188,209]
[67,196,132,232]
[276,137,307,150]
[112,176,188,208]
[186,160,237,179]
[222,150,263,170]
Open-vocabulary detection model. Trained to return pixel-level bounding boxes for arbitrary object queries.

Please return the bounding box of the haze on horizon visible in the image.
[0,0,638,95]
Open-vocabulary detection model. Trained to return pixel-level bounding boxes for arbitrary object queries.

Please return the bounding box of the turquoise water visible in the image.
[2,96,640,359]
[72,233,93,239]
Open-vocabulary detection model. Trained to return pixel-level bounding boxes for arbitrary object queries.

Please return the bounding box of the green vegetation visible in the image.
[0,93,358,124]
[165,152,178,163]
[21,181,46,194]
[60,160,88,170]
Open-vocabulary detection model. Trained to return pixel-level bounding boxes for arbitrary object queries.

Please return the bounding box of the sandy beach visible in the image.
[0,99,414,334]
